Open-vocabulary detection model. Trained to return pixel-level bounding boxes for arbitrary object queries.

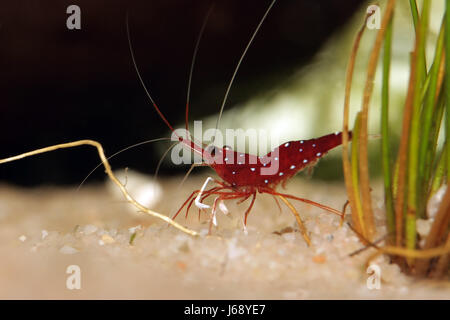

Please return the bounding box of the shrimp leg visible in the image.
[278,195,311,246]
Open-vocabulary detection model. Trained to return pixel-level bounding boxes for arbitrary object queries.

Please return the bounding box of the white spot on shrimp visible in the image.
[263,163,267,167]
[264,179,269,184]
[225,157,229,162]
[250,168,255,172]
[238,161,243,165]
[300,140,304,144]
[335,131,339,135]
[232,171,236,175]
[279,172,284,176]
[240,154,244,157]
[274,157,279,161]
[290,165,296,169]
[284,142,290,147]
[303,159,308,164]
[316,152,322,157]
[299,148,303,152]
[312,144,316,147]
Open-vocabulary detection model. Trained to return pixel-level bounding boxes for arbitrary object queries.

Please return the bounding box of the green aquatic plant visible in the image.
[342,0,449,277]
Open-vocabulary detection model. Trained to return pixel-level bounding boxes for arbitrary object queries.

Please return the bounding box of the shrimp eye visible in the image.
[178,137,183,142]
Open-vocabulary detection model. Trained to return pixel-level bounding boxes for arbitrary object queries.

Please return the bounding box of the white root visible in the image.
[0,140,199,237]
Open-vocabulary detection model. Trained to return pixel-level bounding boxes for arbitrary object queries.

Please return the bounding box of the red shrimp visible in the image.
[172,132,351,243]
[127,0,351,244]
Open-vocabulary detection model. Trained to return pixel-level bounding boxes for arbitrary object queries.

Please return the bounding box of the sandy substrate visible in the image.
[0,176,448,299]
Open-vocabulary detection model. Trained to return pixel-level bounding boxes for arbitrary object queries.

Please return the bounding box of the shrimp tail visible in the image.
[315,131,352,155]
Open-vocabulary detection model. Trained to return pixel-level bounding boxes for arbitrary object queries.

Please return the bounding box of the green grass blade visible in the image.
[407,0,431,253]
[426,92,446,196]
[409,0,419,30]
[431,143,447,195]
[418,18,445,216]
[409,0,428,81]
[446,1,450,175]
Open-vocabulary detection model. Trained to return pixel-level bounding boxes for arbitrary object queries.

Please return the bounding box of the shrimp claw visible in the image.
[195,177,214,210]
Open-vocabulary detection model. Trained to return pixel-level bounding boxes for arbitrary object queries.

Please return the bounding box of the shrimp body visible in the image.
[175,131,352,235]
[210,132,351,190]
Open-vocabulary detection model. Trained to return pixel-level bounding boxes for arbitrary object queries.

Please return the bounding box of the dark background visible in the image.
[0,0,365,186]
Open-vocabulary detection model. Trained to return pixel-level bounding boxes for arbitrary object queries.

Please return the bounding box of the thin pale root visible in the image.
[0,140,199,236]
[366,243,450,269]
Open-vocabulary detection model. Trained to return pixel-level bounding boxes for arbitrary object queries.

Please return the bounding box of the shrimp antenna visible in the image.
[185,3,215,132]
[154,142,178,180]
[178,163,205,189]
[76,137,171,191]
[213,0,277,141]
[126,12,174,132]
